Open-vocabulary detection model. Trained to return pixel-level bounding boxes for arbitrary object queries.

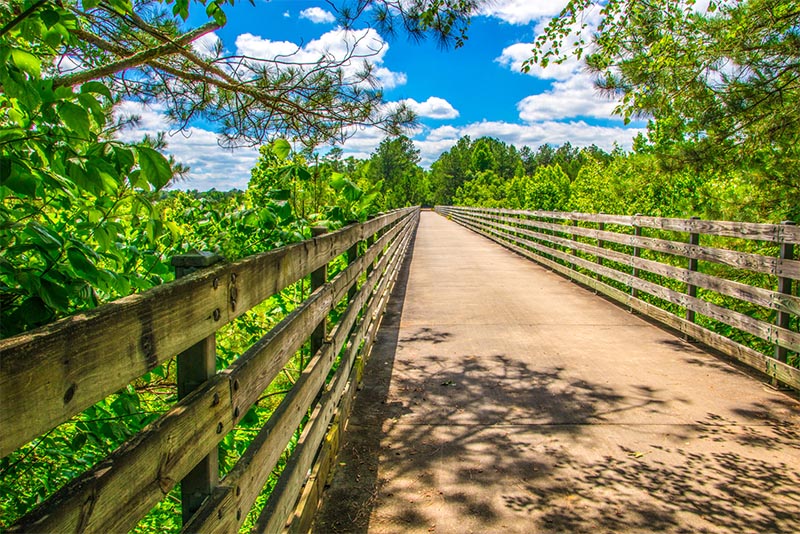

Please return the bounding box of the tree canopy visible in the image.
[528,0,800,218]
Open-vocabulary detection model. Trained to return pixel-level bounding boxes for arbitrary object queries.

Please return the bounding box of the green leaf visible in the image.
[206,1,227,25]
[1,161,38,196]
[258,207,277,227]
[82,0,100,8]
[68,247,100,278]
[275,201,293,221]
[6,296,52,331]
[136,147,172,190]
[113,145,136,172]
[38,278,70,311]
[240,407,260,427]
[78,93,106,127]
[80,81,112,100]
[267,188,291,201]
[27,222,63,248]
[40,9,61,28]
[58,101,91,138]
[329,172,347,191]
[106,0,133,15]
[173,0,190,20]
[70,433,87,451]
[94,226,111,251]
[271,139,292,160]
[11,48,41,79]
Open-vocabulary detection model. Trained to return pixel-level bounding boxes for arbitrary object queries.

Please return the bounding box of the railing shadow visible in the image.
[312,226,415,533]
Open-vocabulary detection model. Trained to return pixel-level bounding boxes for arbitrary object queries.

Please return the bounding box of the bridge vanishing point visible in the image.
[313,211,799,533]
[2,208,799,534]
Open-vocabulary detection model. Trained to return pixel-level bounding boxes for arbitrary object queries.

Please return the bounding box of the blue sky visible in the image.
[119,0,644,190]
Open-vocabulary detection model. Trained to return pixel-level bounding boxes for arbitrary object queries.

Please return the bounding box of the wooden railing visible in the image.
[1,207,419,533]
[436,206,800,390]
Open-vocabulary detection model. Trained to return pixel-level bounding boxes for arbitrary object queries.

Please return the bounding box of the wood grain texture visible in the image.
[470,213,800,315]
[8,376,234,534]
[285,216,413,534]
[6,209,419,534]
[460,210,800,280]
[255,214,415,534]
[450,206,800,244]
[0,208,415,458]
[182,215,416,534]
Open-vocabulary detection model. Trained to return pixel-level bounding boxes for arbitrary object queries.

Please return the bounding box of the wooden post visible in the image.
[775,221,796,363]
[593,216,605,292]
[596,216,605,268]
[171,251,223,525]
[366,215,376,278]
[310,227,328,360]
[631,215,642,300]
[347,237,358,304]
[686,217,701,324]
[569,217,577,272]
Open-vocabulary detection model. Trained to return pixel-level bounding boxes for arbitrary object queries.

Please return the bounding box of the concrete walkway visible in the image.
[313,211,800,534]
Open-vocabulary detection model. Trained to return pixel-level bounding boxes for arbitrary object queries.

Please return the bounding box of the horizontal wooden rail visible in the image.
[437,206,800,390]
[471,211,800,280]
[465,208,800,244]
[5,207,419,533]
[0,208,411,458]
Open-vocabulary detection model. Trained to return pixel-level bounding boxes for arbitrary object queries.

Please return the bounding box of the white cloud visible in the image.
[496,6,602,79]
[299,7,336,24]
[517,74,618,121]
[480,0,567,25]
[333,125,388,160]
[114,101,258,191]
[234,28,407,89]
[114,100,171,132]
[374,67,407,90]
[426,125,461,141]
[400,97,459,119]
[235,33,298,60]
[192,31,222,59]
[283,11,290,18]
[496,42,581,81]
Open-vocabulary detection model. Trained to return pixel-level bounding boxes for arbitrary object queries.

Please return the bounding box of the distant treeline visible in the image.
[358,134,797,224]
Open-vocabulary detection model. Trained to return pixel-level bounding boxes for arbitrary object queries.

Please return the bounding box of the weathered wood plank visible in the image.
[445,211,800,390]
[448,206,800,243]
[229,213,415,427]
[8,375,235,534]
[0,269,228,459]
[477,214,800,315]
[0,208,414,458]
[287,422,338,534]
[459,209,800,280]
[181,215,416,534]
[7,210,418,533]
[254,216,414,534]
[284,227,406,534]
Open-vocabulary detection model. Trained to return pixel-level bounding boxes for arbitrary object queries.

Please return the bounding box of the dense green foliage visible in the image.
[528,0,800,220]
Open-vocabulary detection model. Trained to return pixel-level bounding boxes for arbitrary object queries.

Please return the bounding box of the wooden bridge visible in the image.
[2,207,799,533]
